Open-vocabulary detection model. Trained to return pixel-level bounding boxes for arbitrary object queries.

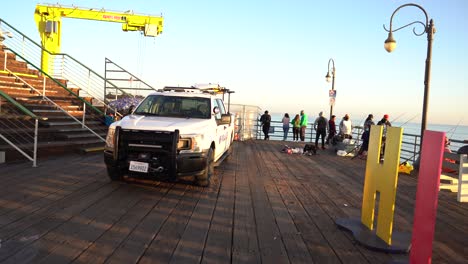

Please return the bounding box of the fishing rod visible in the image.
[390,112,406,124]
[448,118,463,140]
[395,114,424,166]
[398,113,419,127]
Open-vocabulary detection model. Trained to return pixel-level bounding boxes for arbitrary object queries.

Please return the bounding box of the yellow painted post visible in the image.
[361,125,403,245]
[34,7,61,75]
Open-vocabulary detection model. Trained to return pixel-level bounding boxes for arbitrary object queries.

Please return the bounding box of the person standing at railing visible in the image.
[314,111,328,150]
[377,114,392,160]
[300,110,308,141]
[260,110,271,140]
[339,114,352,139]
[357,114,374,158]
[326,115,337,145]
[281,113,290,141]
[291,114,301,141]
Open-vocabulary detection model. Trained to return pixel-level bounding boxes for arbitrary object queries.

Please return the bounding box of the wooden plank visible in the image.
[254,143,315,264]
[201,170,235,264]
[0,181,117,262]
[169,171,223,263]
[0,158,102,228]
[138,185,203,263]
[105,184,188,264]
[0,141,466,263]
[0,155,97,217]
[12,184,143,263]
[274,144,394,264]
[231,142,261,264]
[241,143,290,264]
[72,182,171,263]
[260,142,360,263]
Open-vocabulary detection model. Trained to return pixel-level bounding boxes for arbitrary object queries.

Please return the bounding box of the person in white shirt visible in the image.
[339,114,352,139]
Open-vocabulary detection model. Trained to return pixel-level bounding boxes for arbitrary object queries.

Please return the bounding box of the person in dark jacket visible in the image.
[326,115,336,145]
[260,110,271,140]
[314,111,328,149]
[377,114,391,159]
[357,114,374,158]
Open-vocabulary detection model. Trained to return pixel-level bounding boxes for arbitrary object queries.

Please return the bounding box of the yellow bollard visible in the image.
[361,125,403,245]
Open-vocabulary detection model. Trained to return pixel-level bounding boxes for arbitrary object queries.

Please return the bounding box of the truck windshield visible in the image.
[133,95,211,119]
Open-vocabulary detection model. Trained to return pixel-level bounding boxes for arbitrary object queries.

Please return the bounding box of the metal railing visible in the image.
[104,57,158,99]
[0,90,39,167]
[2,47,106,141]
[251,118,467,164]
[230,104,261,141]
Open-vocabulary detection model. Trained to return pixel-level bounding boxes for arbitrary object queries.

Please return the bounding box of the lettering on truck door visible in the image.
[217,99,230,153]
[213,99,227,160]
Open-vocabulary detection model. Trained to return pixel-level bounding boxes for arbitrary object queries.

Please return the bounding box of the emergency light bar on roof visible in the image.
[162,85,228,95]
[162,86,200,93]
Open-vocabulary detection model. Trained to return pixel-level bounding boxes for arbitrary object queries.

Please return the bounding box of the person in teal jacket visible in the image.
[300,110,308,141]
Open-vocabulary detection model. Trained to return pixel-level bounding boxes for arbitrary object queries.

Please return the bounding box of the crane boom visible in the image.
[34,4,164,74]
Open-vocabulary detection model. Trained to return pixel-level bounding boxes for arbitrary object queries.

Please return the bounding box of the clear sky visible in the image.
[1,0,467,125]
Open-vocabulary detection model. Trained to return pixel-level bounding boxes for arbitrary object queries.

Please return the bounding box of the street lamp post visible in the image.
[384,3,435,145]
[325,58,336,120]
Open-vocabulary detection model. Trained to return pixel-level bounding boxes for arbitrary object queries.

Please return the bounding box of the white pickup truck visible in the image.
[104,86,234,186]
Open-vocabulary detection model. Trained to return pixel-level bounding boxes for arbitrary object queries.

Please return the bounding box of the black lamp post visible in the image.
[384,3,435,145]
[325,58,336,120]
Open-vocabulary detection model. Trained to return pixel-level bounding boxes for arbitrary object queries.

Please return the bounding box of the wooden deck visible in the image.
[0,140,467,264]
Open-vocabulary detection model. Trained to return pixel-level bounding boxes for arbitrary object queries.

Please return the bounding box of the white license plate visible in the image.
[129,161,149,173]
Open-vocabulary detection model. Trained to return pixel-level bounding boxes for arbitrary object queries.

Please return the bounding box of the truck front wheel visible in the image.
[196,148,214,187]
[106,165,124,181]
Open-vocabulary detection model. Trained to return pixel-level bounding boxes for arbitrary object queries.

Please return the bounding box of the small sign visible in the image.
[329,89,336,98]
[329,97,335,106]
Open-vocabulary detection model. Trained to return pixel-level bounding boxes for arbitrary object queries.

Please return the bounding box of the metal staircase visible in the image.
[0,18,158,165]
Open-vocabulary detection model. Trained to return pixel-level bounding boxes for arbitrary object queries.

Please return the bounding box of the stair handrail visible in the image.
[3,67,106,142]
[0,89,40,119]
[4,47,104,116]
[105,57,158,92]
[0,90,39,166]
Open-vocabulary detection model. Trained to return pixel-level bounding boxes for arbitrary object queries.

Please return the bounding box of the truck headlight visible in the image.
[105,126,116,151]
[190,134,203,152]
[179,134,204,153]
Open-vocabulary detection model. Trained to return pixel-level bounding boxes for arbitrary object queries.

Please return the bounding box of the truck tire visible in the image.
[226,134,234,159]
[106,165,124,181]
[197,148,214,187]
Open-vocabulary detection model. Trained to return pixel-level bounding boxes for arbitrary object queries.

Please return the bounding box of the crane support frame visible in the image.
[34,4,164,74]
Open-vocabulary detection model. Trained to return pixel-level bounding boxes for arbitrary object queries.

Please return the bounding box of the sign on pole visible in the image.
[329,90,336,106]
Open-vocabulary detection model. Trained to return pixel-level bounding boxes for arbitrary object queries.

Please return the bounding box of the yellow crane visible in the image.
[34,4,164,74]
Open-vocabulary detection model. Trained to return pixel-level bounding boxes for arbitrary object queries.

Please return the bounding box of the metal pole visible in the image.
[82,102,86,128]
[383,3,433,146]
[330,67,335,120]
[420,19,434,144]
[33,118,38,167]
[327,58,336,120]
[42,76,46,99]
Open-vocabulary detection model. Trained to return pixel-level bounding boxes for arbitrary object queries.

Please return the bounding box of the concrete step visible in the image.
[57,132,107,140]
[40,120,102,127]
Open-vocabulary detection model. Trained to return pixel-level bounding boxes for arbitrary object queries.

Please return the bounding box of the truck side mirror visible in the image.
[220,114,231,125]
